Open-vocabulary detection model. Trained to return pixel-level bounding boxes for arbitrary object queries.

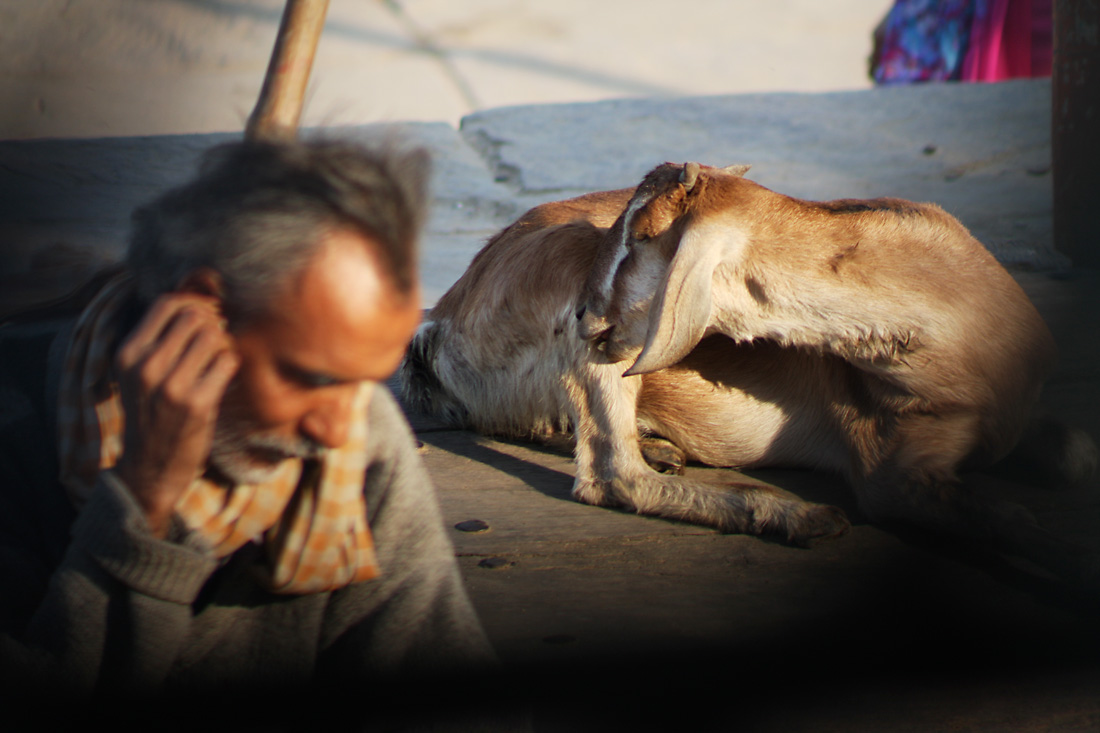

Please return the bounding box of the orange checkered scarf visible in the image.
[57,273,379,594]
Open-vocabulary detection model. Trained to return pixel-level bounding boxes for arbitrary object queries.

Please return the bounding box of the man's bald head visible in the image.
[127,138,430,325]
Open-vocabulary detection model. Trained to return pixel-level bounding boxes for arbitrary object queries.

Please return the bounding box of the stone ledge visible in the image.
[0,79,1064,319]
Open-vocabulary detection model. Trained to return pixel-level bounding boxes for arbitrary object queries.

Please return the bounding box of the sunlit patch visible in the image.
[599,193,653,300]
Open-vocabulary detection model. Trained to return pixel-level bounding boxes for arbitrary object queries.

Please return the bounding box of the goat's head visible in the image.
[576,161,752,373]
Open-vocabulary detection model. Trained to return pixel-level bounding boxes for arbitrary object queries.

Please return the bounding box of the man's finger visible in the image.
[121,310,225,403]
[195,348,241,407]
[116,294,220,371]
[160,320,236,409]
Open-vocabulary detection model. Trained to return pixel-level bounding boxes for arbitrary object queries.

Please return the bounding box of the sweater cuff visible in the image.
[70,471,218,604]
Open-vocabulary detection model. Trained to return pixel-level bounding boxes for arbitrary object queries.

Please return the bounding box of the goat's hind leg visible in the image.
[568,366,849,545]
[855,465,1097,588]
[612,470,850,546]
[639,435,686,475]
[991,416,1099,489]
[855,411,1098,586]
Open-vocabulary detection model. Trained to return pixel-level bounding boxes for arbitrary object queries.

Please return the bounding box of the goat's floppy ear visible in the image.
[623,223,721,376]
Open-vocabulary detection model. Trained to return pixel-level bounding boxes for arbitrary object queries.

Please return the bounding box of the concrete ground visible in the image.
[409,268,1100,730]
[4,79,1096,731]
[0,0,887,138]
[1,1,1098,730]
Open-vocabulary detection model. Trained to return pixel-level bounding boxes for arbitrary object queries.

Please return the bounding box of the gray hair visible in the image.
[127,137,430,322]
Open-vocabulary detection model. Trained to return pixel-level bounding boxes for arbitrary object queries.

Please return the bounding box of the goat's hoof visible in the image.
[572,481,617,508]
[789,504,850,547]
[640,437,686,475]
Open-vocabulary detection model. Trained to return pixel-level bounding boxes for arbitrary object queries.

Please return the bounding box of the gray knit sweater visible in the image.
[0,316,497,698]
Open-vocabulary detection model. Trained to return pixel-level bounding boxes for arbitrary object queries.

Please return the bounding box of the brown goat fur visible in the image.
[401,162,1097,585]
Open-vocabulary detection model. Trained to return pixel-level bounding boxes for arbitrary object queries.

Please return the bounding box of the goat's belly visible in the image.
[637,390,788,466]
[637,386,845,471]
[636,337,851,473]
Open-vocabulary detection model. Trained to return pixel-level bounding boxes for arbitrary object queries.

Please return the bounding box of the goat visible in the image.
[401,162,1096,582]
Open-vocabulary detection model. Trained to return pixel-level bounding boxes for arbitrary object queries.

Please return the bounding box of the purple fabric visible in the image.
[873,0,978,84]
[871,0,1052,84]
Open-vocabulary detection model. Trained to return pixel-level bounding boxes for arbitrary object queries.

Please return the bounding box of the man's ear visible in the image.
[176,268,226,302]
[175,268,233,325]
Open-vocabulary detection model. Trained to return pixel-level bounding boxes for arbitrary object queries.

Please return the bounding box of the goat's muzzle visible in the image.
[577,311,613,343]
[591,326,614,352]
[578,318,618,361]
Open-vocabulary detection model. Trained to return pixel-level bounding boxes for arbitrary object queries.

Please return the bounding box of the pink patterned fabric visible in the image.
[961,0,1052,81]
[871,0,1052,85]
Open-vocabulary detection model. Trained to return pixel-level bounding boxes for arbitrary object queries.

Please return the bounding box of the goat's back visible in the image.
[431,188,634,328]
[402,187,634,437]
[695,177,1056,463]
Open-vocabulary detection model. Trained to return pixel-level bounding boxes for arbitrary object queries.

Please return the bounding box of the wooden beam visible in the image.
[1053,0,1100,267]
[245,0,331,141]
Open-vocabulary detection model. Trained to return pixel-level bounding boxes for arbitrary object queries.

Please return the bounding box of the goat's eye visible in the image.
[630,230,648,244]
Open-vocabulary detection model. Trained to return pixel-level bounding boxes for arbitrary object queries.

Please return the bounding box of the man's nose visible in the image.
[300,389,355,450]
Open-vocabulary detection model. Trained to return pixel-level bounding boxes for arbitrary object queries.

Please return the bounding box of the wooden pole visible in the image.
[1052,0,1100,268]
[245,0,331,141]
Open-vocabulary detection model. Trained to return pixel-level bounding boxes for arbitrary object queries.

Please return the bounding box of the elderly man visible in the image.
[0,139,497,700]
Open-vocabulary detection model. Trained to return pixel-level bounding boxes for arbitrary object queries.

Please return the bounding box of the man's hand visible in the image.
[112,294,239,538]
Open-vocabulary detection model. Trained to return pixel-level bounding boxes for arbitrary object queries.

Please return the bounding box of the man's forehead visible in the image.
[252,227,390,318]
[244,227,420,377]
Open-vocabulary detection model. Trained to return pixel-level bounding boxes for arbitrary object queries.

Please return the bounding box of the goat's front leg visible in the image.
[565,364,850,545]
[563,363,642,508]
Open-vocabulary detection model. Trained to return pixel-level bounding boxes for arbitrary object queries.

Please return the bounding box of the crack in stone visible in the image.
[461,127,523,190]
